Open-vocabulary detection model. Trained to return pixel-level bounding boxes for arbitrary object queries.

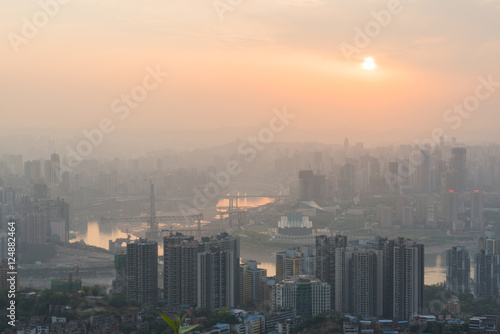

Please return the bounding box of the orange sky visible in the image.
[1,0,500,144]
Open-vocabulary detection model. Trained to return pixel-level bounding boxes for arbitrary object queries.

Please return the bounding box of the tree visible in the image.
[160,313,199,334]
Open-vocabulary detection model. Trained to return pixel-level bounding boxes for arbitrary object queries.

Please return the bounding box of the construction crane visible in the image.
[101,180,203,239]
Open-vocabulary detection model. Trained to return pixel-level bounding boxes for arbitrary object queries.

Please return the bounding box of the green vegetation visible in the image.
[192,307,240,328]
[159,313,198,334]
[458,293,500,315]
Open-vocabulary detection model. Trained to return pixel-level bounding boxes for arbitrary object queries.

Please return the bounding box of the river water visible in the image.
[72,197,446,285]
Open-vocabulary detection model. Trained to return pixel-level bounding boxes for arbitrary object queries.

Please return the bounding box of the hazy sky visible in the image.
[1,0,500,143]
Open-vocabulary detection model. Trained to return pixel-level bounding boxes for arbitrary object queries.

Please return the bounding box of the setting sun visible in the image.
[362,57,376,70]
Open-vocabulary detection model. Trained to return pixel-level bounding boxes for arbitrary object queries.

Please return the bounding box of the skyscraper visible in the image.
[442,190,458,229]
[471,190,484,230]
[402,206,414,227]
[163,234,198,307]
[197,233,241,309]
[298,170,326,203]
[392,238,424,321]
[315,235,347,310]
[474,249,500,297]
[350,249,384,317]
[446,246,470,294]
[450,147,467,192]
[475,232,500,297]
[415,194,428,225]
[126,238,158,305]
[163,233,241,309]
[418,150,431,193]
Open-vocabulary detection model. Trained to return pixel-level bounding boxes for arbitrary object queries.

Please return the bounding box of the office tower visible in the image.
[441,170,459,194]
[315,235,347,310]
[396,196,406,224]
[474,250,500,297]
[339,163,356,200]
[126,239,158,305]
[442,190,458,229]
[415,195,428,225]
[275,246,315,280]
[471,190,484,230]
[197,233,240,309]
[298,170,326,203]
[20,211,49,244]
[450,147,467,192]
[388,162,399,193]
[272,278,331,318]
[418,150,431,193]
[344,137,349,151]
[426,201,438,228]
[446,246,470,294]
[41,198,70,243]
[377,205,393,228]
[163,234,198,307]
[241,260,267,305]
[350,249,384,317]
[403,206,414,227]
[49,153,60,184]
[392,238,424,321]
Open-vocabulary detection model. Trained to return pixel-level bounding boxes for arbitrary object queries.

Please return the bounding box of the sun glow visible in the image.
[362,57,376,70]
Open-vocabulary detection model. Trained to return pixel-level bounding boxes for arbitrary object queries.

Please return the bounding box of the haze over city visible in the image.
[2,0,500,333]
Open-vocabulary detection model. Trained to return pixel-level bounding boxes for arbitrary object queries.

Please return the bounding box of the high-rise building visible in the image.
[49,153,60,184]
[474,249,500,297]
[396,196,406,224]
[403,206,414,227]
[415,194,428,225]
[20,210,48,244]
[339,163,356,200]
[298,170,326,203]
[442,190,458,229]
[316,235,424,320]
[388,161,399,193]
[392,238,424,321]
[197,233,241,309]
[418,150,431,193]
[446,246,470,294]
[126,239,158,305]
[350,249,384,317]
[163,233,241,309]
[315,235,347,310]
[377,205,393,228]
[471,190,484,230]
[275,246,315,280]
[163,234,198,307]
[241,260,267,305]
[272,277,331,318]
[450,147,467,192]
